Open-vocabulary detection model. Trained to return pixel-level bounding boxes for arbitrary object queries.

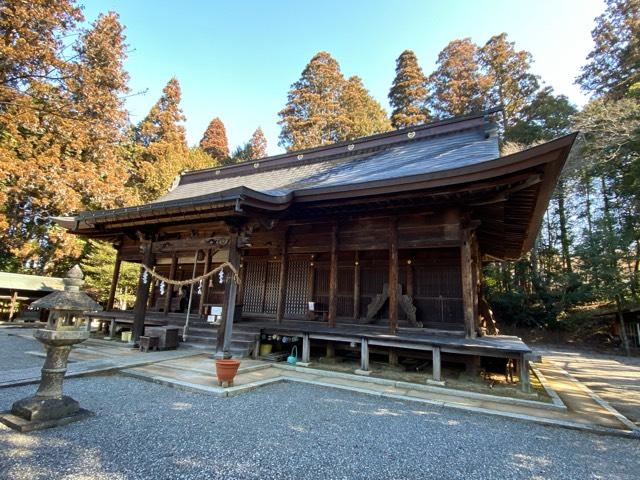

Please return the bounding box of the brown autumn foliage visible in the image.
[0,4,136,273]
[200,117,230,159]
[388,50,430,128]
[133,77,192,201]
[427,38,492,118]
[479,33,540,129]
[278,51,389,151]
[249,127,268,159]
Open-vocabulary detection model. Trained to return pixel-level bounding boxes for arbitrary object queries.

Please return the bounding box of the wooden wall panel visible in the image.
[413,255,464,330]
[336,266,354,318]
[313,266,330,311]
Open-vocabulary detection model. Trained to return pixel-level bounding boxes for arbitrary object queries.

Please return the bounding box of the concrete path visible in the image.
[123,354,640,438]
[0,336,203,388]
[537,346,640,427]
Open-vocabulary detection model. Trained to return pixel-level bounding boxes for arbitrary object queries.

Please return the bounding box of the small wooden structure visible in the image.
[55,110,576,391]
[596,306,640,351]
[0,272,65,321]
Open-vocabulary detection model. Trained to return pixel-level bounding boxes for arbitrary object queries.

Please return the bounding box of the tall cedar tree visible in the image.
[577,0,639,98]
[229,143,253,164]
[249,127,268,159]
[200,117,230,159]
[479,33,540,133]
[279,52,345,150]
[135,78,193,201]
[507,88,577,145]
[339,76,391,140]
[388,50,429,128]
[0,6,134,273]
[0,0,83,271]
[427,38,492,118]
[82,240,139,308]
[278,51,389,150]
[229,127,269,165]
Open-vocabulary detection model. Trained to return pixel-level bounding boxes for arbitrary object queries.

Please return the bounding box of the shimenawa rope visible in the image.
[140,261,240,286]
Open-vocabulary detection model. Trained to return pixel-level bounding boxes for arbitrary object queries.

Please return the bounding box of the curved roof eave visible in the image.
[289,132,577,202]
[55,132,576,234]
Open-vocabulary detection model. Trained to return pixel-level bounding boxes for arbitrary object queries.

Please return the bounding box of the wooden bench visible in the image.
[89,314,165,339]
[145,326,179,350]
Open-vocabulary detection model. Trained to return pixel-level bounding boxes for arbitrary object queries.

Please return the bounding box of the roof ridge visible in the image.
[178,108,500,186]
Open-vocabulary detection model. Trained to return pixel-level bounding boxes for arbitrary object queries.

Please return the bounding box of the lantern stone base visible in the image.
[0,395,93,432]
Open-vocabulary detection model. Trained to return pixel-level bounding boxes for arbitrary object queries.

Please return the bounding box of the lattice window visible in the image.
[242,259,267,314]
[263,261,281,314]
[285,259,310,316]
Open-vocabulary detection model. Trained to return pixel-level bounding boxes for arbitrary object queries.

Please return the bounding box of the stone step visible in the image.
[181,327,260,358]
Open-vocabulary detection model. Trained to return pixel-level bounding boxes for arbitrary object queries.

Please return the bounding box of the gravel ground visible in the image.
[1,375,639,480]
[0,330,46,370]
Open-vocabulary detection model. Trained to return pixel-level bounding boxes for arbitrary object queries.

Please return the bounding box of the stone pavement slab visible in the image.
[0,347,203,388]
[537,346,640,426]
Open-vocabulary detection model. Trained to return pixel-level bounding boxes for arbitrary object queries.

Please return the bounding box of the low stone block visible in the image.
[0,408,93,432]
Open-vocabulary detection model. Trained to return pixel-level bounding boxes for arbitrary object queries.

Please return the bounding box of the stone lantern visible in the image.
[0,265,102,432]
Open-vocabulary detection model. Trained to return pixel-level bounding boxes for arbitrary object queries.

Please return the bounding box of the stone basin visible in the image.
[34,328,90,346]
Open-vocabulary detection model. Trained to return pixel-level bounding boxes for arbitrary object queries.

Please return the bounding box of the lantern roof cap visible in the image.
[31,266,102,312]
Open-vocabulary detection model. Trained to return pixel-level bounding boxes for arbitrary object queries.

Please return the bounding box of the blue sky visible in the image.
[82,0,604,155]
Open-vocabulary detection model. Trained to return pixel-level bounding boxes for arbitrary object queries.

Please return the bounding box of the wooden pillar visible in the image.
[106,249,122,311]
[389,350,399,366]
[461,228,476,338]
[163,254,178,315]
[328,223,338,327]
[520,354,531,393]
[147,279,157,310]
[326,342,335,359]
[236,257,246,306]
[199,249,211,315]
[133,239,154,344]
[406,261,414,298]
[302,333,310,363]
[8,291,18,321]
[353,252,360,320]
[276,230,288,323]
[357,338,369,374]
[307,259,315,302]
[252,336,260,360]
[216,233,240,359]
[432,347,442,382]
[388,218,398,334]
[471,235,480,332]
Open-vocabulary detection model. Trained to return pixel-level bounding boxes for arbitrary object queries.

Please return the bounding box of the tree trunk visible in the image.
[556,179,573,274]
[615,296,631,356]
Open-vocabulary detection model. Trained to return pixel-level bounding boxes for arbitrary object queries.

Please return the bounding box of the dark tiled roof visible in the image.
[59,110,527,227]
[156,126,499,203]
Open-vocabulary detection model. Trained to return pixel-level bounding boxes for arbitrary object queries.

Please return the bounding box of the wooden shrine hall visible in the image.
[55,110,576,391]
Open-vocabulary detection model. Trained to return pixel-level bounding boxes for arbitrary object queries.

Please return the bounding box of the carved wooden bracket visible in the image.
[363,283,421,327]
[151,236,229,254]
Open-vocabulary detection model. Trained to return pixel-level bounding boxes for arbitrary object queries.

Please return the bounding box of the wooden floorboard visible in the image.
[90,311,531,357]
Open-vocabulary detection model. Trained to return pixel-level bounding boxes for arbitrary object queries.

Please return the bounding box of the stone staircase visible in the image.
[165,318,260,358]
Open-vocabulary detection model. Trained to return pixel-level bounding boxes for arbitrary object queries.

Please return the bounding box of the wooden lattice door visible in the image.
[285,259,310,316]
